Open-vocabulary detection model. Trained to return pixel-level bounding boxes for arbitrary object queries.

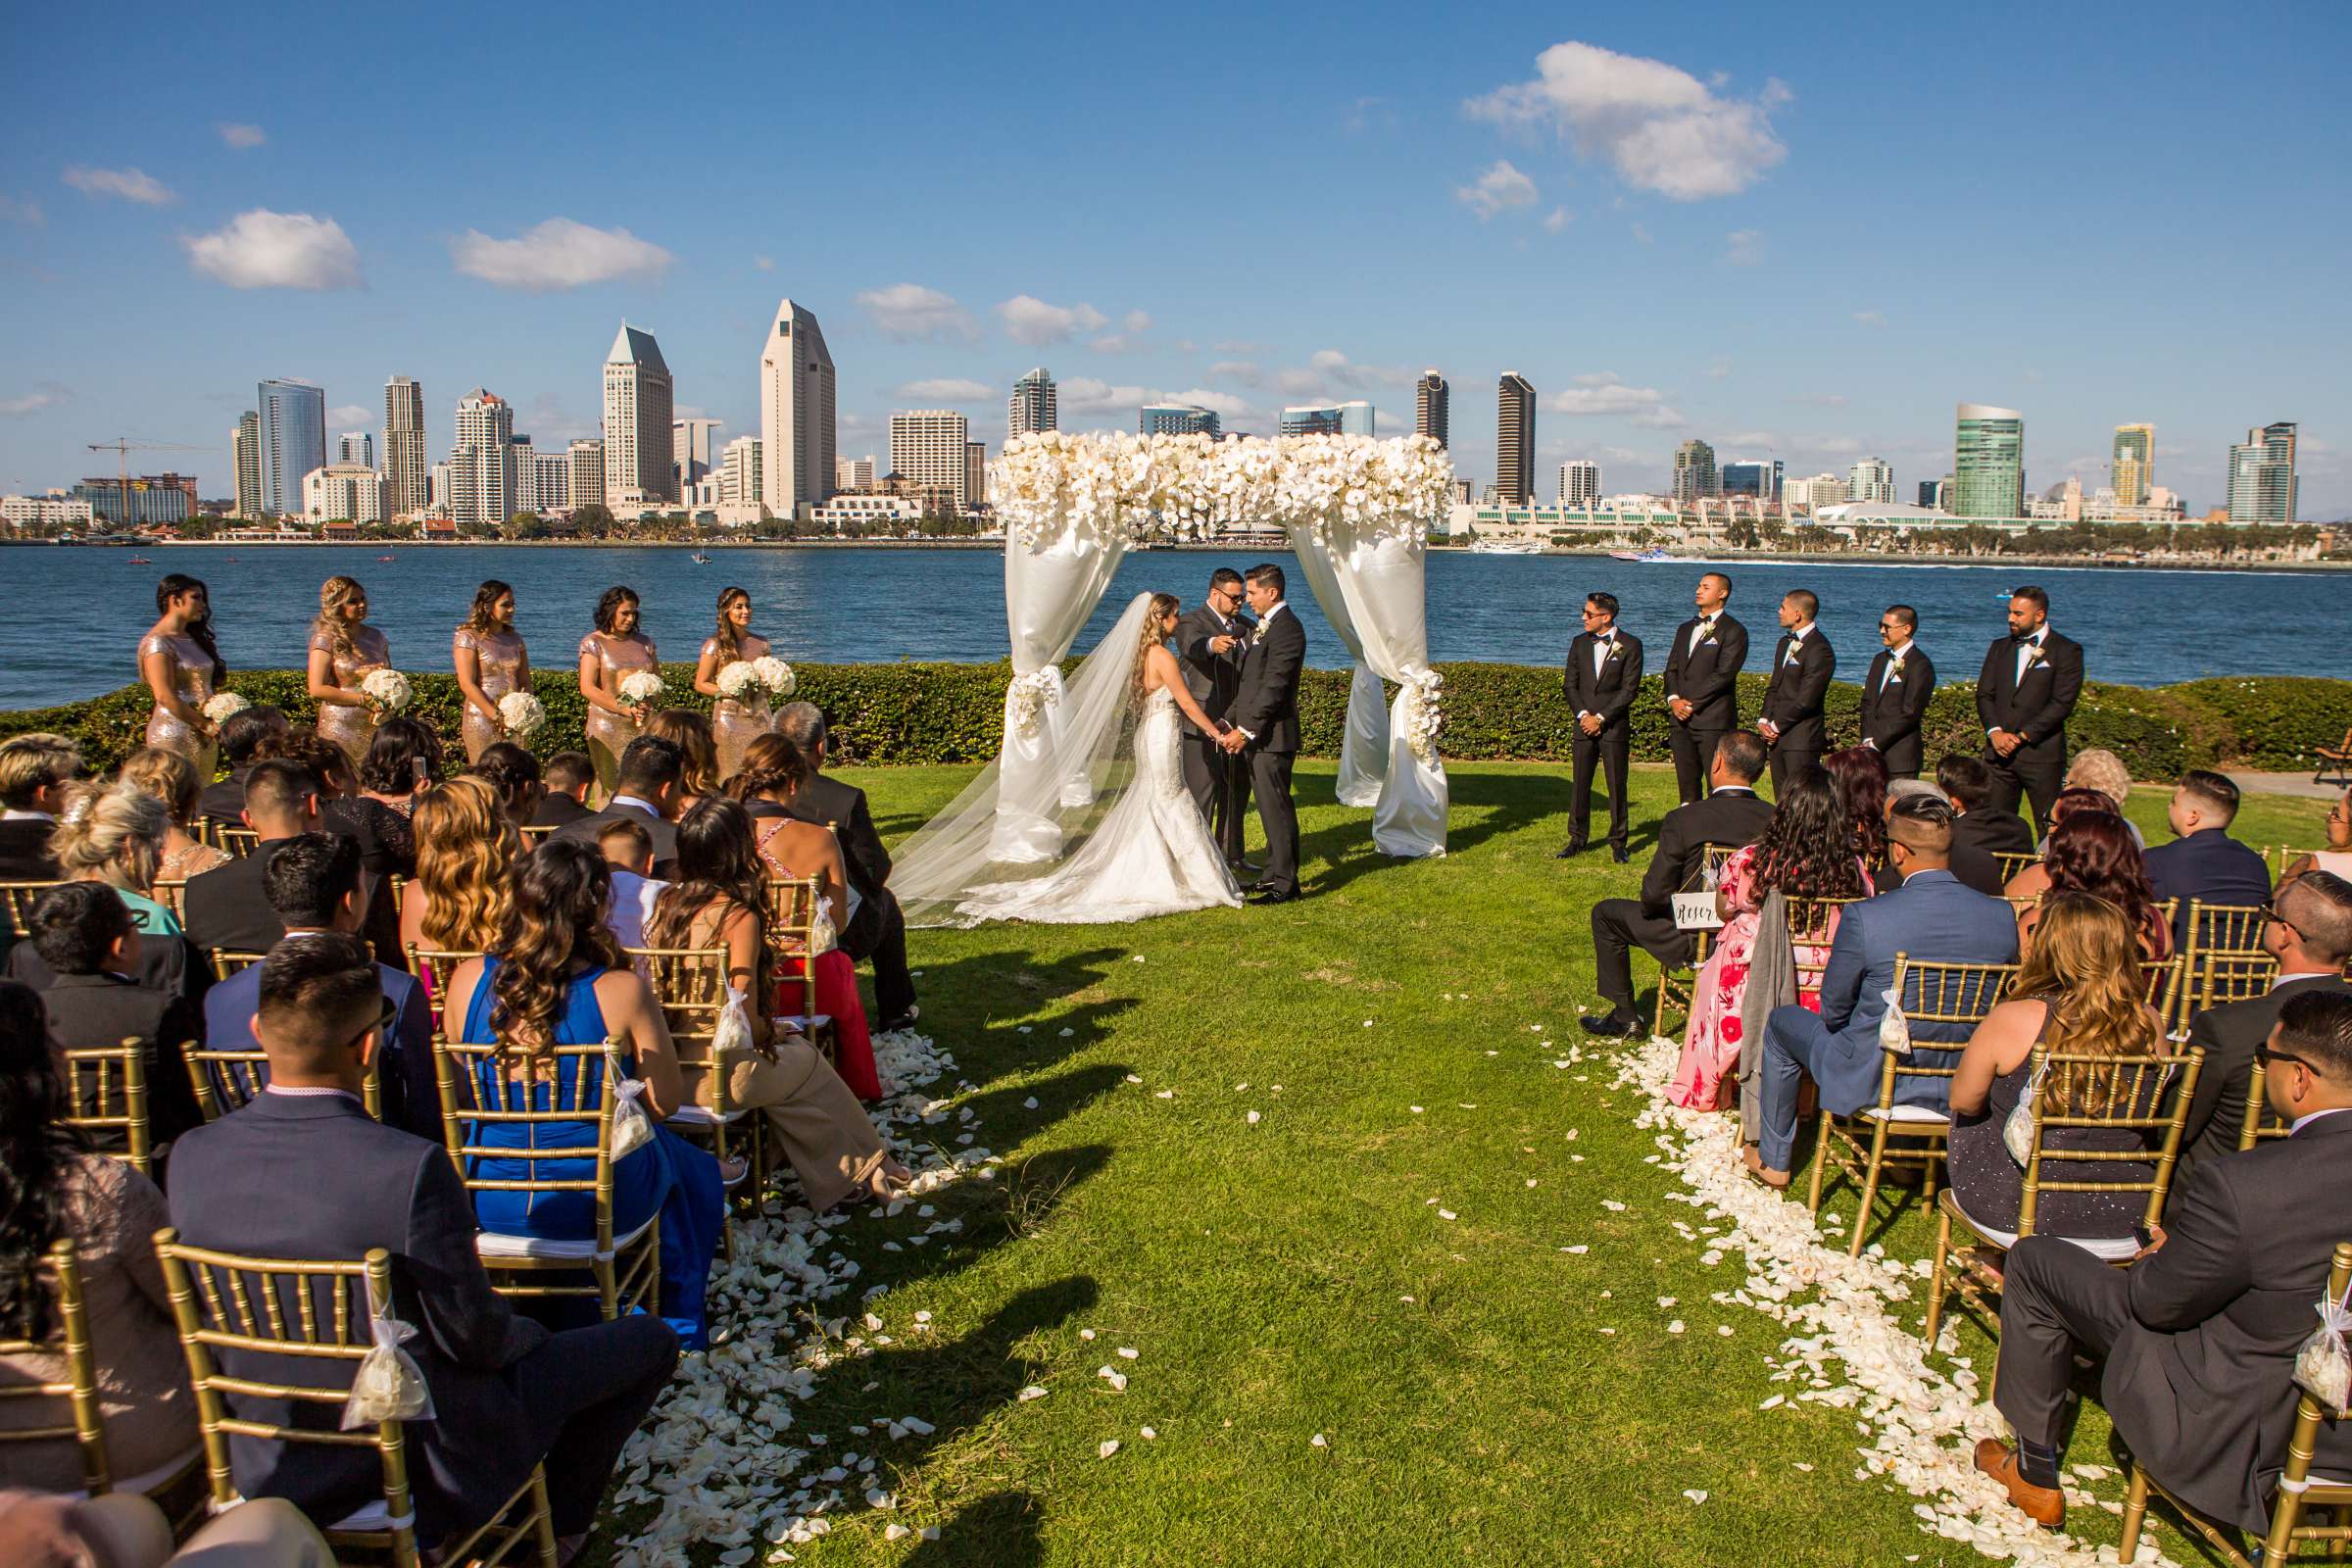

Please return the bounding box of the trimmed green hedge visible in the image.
[6,663,2347,781]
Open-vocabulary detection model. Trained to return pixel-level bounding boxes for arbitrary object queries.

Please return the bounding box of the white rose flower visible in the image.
[617,670,665,709]
[360,667,413,712]
[201,691,250,723]
[715,661,759,700]
[750,655,796,697]
[497,690,547,739]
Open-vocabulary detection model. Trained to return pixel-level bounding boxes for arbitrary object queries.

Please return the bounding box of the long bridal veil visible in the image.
[894,592,1157,927]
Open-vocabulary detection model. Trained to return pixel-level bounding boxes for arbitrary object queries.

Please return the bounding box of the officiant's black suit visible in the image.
[1229,608,1305,898]
[1562,627,1643,855]
[1760,629,1835,794]
[1174,602,1252,862]
[1858,645,1936,778]
[1976,629,2084,831]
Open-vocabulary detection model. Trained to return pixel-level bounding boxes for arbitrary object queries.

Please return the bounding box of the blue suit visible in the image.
[202,952,438,1140]
[1754,868,2020,1172]
[2142,828,2273,953]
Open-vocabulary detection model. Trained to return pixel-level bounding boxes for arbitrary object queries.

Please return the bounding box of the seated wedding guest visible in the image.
[642,710,718,811]
[730,735,885,1100]
[466,741,544,828]
[2014,810,2170,961]
[19,884,204,1141]
[1973,988,2352,1533]
[439,840,726,1345]
[119,746,230,883]
[1582,731,1774,1038]
[2063,747,2144,847]
[0,979,198,1490]
[1885,779,2002,896]
[2003,788,2126,900]
[194,702,288,826]
[0,732,80,880]
[772,704,920,1032]
[2175,867,2352,1174]
[398,777,519,959]
[1945,893,2168,1240]
[2144,769,2274,953]
[598,817,662,952]
[182,760,321,957]
[0,1490,332,1568]
[645,798,912,1208]
[2278,787,2352,888]
[256,729,355,801]
[202,832,437,1136]
[531,752,596,829]
[322,716,443,879]
[1940,754,2037,862]
[553,736,684,874]
[1748,792,2020,1186]
[6,862,201,1019]
[167,933,679,1555]
[1665,765,1874,1109]
[45,782,181,937]
[1824,745,1890,876]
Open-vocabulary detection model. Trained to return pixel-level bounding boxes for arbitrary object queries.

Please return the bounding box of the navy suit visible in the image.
[201,951,438,1139]
[1753,868,2021,1171]
[2143,828,2274,954]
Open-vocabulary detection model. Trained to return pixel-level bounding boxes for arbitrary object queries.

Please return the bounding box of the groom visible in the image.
[1220,563,1304,905]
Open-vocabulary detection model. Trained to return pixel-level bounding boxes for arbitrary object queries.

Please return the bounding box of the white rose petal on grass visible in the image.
[1758,1395,1786,1410]
[1682,1490,1709,1505]
[1099,1440,1121,1458]
[1601,1200,1626,1211]
[1310,1433,1328,1448]
[1562,1245,1589,1254]
[1154,1090,1173,1100]
[1116,1348,1139,1360]
[1098,1367,1128,1392]
[1246,1110,1260,1125]
[1079,1329,1096,1340]
[1017,1385,1049,1402]
[884,1524,909,1542]
[1023,1097,1039,1109]
[1716,1325,1736,1338]
[1124,1074,1142,1084]
[1668,1320,1686,1335]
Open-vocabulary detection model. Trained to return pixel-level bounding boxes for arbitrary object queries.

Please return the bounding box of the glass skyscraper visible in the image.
[1721,459,1782,500]
[2226,421,2298,524]
[256,378,326,518]
[1415,370,1448,449]
[1277,401,1374,437]
[1140,404,1220,438]
[1495,373,1534,504]
[1953,404,2025,518]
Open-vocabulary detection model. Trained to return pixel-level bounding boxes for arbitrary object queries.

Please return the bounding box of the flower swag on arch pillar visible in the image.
[987,429,1455,860]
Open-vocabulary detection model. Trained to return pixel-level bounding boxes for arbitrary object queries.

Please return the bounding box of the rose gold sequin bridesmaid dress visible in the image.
[703,631,773,781]
[580,629,659,799]
[455,624,529,761]
[139,631,219,781]
[313,623,392,769]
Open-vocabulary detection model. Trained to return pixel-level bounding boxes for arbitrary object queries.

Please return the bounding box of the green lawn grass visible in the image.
[643,761,2328,1567]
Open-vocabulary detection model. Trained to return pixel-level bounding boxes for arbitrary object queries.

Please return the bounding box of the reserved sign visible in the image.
[1671,891,1724,931]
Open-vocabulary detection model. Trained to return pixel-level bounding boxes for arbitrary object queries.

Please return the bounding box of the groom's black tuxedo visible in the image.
[1174,602,1253,860]
[1230,604,1306,897]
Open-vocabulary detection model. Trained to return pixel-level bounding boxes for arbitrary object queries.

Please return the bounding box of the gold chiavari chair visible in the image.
[1924,1041,2203,1348]
[212,825,261,858]
[2276,844,2323,879]
[629,945,763,1230]
[431,1037,661,1321]
[761,875,838,1058]
[2,878,65,937]
[1649,843,1744,1039]
[1786,896,1863,1006]
[405,947,487,1047]
[207,948,270,984]
[516,823,556,846]
[1993,850,2040,885]
[184,1042,382,1123]
[2121,1239,2352,1565]
[0,1240,112,1496]
[2237,1058,2294,1151]
[156,1230,558,1568]
[151,878,187,926]
[61,1038,155,1176]
[1809,954,2018,1255]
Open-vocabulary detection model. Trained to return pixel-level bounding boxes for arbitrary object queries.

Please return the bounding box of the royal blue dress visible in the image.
[459,960,724,1346]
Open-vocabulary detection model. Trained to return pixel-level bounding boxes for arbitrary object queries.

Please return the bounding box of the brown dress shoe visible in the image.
[1739,1145,1791,1189]
[1974,1438,2064,1530]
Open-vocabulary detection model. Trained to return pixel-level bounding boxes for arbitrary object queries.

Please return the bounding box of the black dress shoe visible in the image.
[1247,888,1299,905]
[1579,1010,1637,1038]
[1230,858,1264,875]
[1553,841,1589,860]
[1611,846,1631,864]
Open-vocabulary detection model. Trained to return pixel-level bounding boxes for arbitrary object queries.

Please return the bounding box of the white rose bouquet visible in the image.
[715,662,760,701]
[497,691,547,740]
[751,655,796,698]
[360,668,413,713]
[202,692,250,724]
[617,670,665,711]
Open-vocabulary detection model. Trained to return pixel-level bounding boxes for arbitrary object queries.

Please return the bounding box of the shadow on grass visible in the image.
[1292,766,1568,894]
[901,1489,1045,1566]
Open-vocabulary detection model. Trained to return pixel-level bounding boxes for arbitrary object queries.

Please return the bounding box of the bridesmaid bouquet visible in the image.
[202,692,250,723]
[497,691,548,740]
[361,668,414,713]
[617,670,665,711]
[751,655,797,698]
[715,662,760,700]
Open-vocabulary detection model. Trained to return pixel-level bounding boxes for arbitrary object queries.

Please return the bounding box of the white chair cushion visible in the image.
[62,1445,202,1501]
[214,1494,411,1535]
[776,1013,833,1034]
[1861,1103,1950,1125]
[476,1212,656,1260]
[1956,1211,2142,1261]
[665,1102,749,1127]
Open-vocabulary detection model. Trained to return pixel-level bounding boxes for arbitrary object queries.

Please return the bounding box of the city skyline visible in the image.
[1,6,2345,517]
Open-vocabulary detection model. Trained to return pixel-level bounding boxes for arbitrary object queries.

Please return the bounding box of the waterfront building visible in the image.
[1915,479,1941,510]
[256,378,326,518]
[231,412,262,518]
[1496,372,1535,505]
[672,416,721,493]
[427,463,449,513]
[519,449,570,514]
[1785,472,1849,512]
[2,493,95,532]
[1278,401,1375,437]
[566,439,605,513]
[336,431,374,468]
[604,322,676,508]
[1720,459,1783,501]
[719,436,762,507]
[384,375,427,519]
[2227,421,2298,524]
[835,456,877,493]
[1009,368,1056,437]
[449,388,517,530]
[1953,403,2025,518]
[891,409,972,514]
[966,440,987,512]
[1847,456,1896,505]
[1416,370,1448,449]
[1559,460,1600,507]
[1671,438,1718,504]
[810,492,925,532]
[760,298,837,517]
[303,462,388,524]
[1140,403,1221,438]
[72,473,196,527]
[2112,422,2154,508]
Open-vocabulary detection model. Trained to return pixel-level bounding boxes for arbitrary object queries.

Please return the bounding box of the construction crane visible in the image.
[85,436,211,529]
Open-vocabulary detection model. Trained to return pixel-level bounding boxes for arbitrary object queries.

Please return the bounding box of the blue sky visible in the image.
[4,1,2347,515]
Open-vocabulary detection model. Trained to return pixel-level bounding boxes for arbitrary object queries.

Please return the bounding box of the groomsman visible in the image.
[1976,585,2084,832]
[1859,605,1936,778]
[1662,572,1748,805]
[1758,589,1834,795]
[1558,593,1643,862]
[1174,568,1253,867]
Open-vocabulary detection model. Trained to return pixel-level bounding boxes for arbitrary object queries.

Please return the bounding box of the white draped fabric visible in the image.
[1286,545,1387,808]
[992,529,1129,860]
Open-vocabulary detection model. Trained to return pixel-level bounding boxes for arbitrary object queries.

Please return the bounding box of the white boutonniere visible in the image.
[1601,638,1621,662]
[1887,654,1906,680]
[1783,644,1802,666]
[1250,622,1268,646]
[2022,641,2046,670]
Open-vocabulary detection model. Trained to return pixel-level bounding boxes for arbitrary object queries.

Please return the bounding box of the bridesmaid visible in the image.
[577,585,658,803]
[453,578,531,762]
[693,586,773,781]
[307,575,392,770]
[137,573,226,780]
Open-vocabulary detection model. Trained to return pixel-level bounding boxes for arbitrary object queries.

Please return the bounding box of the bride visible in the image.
[895,592,1242,926]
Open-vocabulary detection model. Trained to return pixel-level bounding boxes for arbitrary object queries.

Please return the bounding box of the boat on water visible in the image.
[690,552,712,564]
[1609,548,1675,564]
[1470,537,1543,555]
[126,556,151,564]
[377,554,396,562]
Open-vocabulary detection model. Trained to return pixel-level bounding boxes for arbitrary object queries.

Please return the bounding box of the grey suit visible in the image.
[2177,975,2352,1175]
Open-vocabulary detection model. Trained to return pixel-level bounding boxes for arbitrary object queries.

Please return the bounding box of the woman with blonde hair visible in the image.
[642,709,718,810]
[305,575,393,768]
[1944,891,2169,1239]
[115,747,228,883]
[2064,748,2144,847]
[399,776,520,958]
[692,586,774,781]
[47,782,177,936]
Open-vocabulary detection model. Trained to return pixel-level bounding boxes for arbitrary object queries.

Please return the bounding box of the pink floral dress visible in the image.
[1666,844,1872,1110]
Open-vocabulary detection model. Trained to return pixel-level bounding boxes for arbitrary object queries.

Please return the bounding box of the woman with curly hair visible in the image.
[577,585,659,804]
[2004,787,2124,901]
[642,709,719,812]
[116,746,229,883]
[48,781,179,936]
[399,776,520,958]
[452,579,532,763]
[1668,765,1874,1110]
[1824,745,1890,873]
[691,586,774,782]
[305,575,393,769]
[2015,810,2170,960]
[136,572,226,780]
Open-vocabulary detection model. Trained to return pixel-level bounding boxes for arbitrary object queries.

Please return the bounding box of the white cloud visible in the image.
[217,122,267,150]
[1853,309,1887,328]
[998,294,1107,345]
[0,194,42,226]
[1723,228,1765,266]
[1467,40,1789,200]
[1056,377,1254,425]
[63,166,174,205]
[753,255,775,271]
[1206,360,1263,386]
[1164,387,1254,420]
[1814,436,1864,455]
[1728,429,1778,448]
[183,210,362,290]
[326,404,370,426]
[1543,207,1571,232]
[1214,340,1272,355]
[1122,310,1152,332]
[897,377,993,402]
[1545,373,1685,428]
[451,218,671,290]
[856,283,978,342]
[1091,333,1141,354]
[1708,358,1734,379]
[1454,159,1540,220]
[0,382,71,417]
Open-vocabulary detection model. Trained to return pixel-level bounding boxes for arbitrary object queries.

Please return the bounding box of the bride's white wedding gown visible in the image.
[952,686,1243,925]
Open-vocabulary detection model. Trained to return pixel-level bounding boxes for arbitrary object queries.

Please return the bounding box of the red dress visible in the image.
[756,825,882,1102]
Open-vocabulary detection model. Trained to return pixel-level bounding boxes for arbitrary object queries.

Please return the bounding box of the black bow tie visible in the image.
[2013,633,2040,647]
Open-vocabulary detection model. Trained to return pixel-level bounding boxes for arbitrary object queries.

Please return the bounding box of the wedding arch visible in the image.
[981,430,1454,860]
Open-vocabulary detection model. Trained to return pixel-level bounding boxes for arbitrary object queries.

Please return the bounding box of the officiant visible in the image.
[1176,568,1253,868]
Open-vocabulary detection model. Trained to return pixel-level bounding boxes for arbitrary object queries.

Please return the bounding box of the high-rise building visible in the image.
[1139,404,1220,438]
[303,463,388,524]
[835,456,876,493]
[1496,372,1534,504]
[2111,422,2154,508]
[449,388,518,529]
[1672,438,1718,504]
[1277,401,1375,437]
[603,322,676,509]
[1720,459,1783,500]
[1415,370,1449,449]
[1953,403,2026,518]
[1847,456,1896,504]
[517,447,570,514]
[760,298,836,517]
[966,440,986,513]
[256,379,326,517]
[384,376,427,519]
[336,431,373,467]
[719,436,762,507]
[73,474,197,526]
[672,417,722,492]
[566,439,605,513]
[1559,460,1599,507]
[890,410,972,513]
[1916,478,1945,510]
[1785,473,1849,511]
[231,412,262,519]
[2227,421,2299,524]
[1009,368,1056,437]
